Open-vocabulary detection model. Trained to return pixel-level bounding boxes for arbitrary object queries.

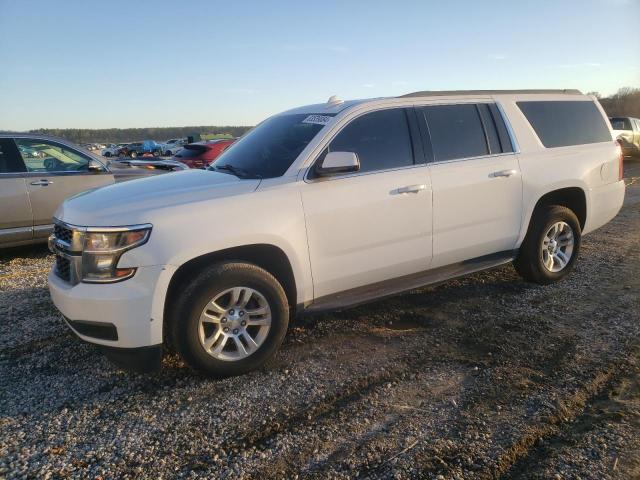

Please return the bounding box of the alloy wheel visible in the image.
[198,286,272,361]
[541,221,574,272]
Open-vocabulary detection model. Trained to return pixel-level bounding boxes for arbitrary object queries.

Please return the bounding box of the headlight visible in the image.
[81,227,151,282]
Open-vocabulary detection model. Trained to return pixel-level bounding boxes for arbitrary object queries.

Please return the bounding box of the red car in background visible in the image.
[172,139,235,168]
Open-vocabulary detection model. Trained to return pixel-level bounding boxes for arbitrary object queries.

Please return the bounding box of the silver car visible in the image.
[0,133,186,248]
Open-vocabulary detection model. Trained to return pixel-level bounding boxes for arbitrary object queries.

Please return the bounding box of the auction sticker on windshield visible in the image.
[302,115,333,125]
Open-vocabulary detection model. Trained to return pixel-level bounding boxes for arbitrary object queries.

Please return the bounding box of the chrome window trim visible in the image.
[495,101,520,153]
[21,170,111,177]
[427,151,518,167]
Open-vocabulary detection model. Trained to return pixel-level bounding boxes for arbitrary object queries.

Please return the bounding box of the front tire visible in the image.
[169,262,289,377]
[514,205,581,285]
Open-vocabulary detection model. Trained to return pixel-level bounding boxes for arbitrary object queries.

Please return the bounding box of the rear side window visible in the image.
[421,104,488,161]
[326,108,414,173]
[609,117,631,130]
[518,101,611,148]
[0,138,26,173]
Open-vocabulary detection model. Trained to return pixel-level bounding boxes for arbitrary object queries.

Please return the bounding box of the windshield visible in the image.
[209,113,331,178]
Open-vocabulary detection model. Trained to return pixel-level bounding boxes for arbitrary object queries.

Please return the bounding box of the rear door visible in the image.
[0,138,33,245]
[418,103,522,268]
[15,138,115,237]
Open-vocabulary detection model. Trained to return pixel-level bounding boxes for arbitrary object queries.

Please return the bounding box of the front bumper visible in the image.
[48,265,169,349]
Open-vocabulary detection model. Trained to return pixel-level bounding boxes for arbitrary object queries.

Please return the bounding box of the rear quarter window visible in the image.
[517,101,611,148]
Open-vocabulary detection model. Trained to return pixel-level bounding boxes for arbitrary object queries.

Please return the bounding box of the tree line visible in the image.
[18,87,640,144]
[590,87,640,118]
[26,126,253,144]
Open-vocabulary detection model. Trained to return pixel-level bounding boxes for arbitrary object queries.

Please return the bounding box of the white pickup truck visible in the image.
[609,116,640,157]
[48,90,625,376]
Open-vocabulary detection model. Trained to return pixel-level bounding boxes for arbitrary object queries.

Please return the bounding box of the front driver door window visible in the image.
[15,138,91,173]
[14,138,114,235]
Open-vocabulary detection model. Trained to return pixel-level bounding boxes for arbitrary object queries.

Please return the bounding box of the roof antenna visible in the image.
[326,95,343,107]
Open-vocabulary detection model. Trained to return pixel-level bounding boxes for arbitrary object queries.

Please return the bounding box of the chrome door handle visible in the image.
[397,184,427,194]
[489,169,517,178]
[30,179,53,186]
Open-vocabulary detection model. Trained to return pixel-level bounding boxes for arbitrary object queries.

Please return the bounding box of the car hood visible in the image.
[55,169,261,227]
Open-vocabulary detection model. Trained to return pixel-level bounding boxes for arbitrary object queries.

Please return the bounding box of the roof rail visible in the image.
[399,89,583,98]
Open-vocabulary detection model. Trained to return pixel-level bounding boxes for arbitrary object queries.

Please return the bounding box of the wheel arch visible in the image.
[532,187,587,230]
[162,244,298,343]
[519,186,587,246]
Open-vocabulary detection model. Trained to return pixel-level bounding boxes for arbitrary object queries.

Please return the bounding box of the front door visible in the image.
[15,138,115,237]
[0,138,32,245]
[301,108,433,300]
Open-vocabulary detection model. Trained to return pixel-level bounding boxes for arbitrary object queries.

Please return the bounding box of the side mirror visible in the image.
[316,151,360,176]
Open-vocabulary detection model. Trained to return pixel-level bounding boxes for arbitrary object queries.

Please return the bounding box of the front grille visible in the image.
[55,255,71,282]
[54,224,73,244]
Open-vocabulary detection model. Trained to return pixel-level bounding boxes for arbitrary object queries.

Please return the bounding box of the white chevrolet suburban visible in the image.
[48,90,625,376]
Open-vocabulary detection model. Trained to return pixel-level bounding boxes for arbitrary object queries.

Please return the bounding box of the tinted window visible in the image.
[15,138,91,172]
[422,104,488,161]
[210,113,330,178]
[488,103,514,153]
[518,101,611,148]
[326,108,413,173]
[609,117,632,130]
[0,139,26,173]
[477,104,501,155]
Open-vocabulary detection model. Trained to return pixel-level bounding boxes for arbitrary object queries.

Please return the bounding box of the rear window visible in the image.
[609,117,632,131]
[517,101,611,148]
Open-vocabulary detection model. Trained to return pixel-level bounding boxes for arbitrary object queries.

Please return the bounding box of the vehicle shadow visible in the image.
[0,243,50,261]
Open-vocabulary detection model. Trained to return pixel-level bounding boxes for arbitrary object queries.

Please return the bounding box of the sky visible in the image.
[0,0,639,130]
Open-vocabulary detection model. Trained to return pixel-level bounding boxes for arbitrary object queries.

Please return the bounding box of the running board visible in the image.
[305,250,517,313]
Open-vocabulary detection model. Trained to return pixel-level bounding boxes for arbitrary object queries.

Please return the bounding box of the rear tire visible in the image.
[169,262,289,377]
[514,205,581,285]
[130,150,138,159]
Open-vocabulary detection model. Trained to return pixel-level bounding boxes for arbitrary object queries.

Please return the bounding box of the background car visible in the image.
[609,116,640,157]
[172,139,235,168]
[119,140,162,159]
[0,133,180,248]
[101,143,129,157]
[160,138,186,157]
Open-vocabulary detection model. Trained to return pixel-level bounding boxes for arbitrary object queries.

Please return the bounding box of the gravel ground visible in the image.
[1,162,639,480]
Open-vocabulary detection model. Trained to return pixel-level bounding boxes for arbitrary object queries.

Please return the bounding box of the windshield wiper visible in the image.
[214,164,261,179]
